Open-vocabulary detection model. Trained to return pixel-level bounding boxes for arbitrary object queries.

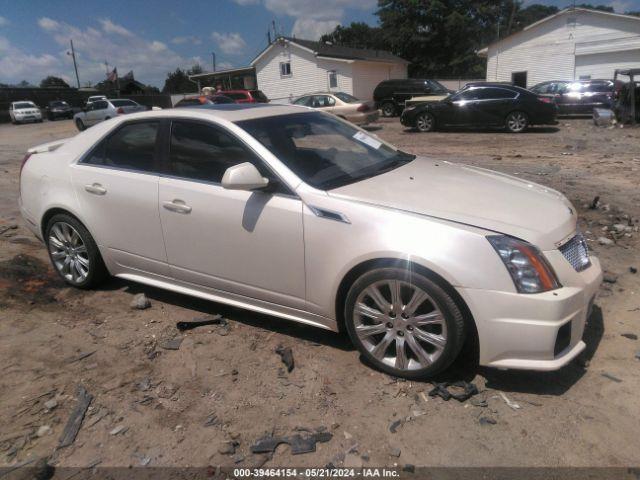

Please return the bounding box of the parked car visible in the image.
[373,79,452,117]
[85,95,107,106]
[174,95,235,107]
[220,89,269,103]
[9,101,42,124]
[530,80,614,115]
[19,105,601,379]
[73,99,147,131]
[293,92,379,125]
[401,84,557,133]
[45,100,74,121]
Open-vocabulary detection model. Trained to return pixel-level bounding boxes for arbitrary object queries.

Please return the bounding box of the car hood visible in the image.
[328,157,576,249]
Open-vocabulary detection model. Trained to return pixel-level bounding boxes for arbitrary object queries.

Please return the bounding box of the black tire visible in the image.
[505,111,529,133]
[344,267,466,379]
[75,119,85,131]
[380,101,397,117]
[45,213,109,289]
[415,112,436,132]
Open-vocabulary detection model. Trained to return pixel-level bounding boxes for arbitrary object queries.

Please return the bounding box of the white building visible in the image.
[251,36,408,103]
[478,8,640,88]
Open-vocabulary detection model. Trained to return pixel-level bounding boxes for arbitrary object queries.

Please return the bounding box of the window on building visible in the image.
[328,70,338,89]
[280,62,292,77]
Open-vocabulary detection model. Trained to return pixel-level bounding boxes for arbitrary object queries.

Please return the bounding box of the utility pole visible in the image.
[211,52,216,72]
[67,39,80,88]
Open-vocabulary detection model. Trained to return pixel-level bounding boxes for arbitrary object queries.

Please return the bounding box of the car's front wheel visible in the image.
[75,118,85,131]
[344,267,466,379]
[505,111,528,133]
[45,214,108,289]
[380,101,397,117]
[415,112,435,132]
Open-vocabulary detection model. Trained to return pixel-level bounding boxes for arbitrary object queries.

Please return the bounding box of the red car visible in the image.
[221,90,269,103]
[174,95,234,107]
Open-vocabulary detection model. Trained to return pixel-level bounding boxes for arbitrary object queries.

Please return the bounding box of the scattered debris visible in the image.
[66,350,96,364]
[176,315,223,331]
[130,293,151,310]
[428,381,478,402]
[160,337,183,351]
[589,196,600,210]
[479,417,497,426]
[621,333,638,340]
[389,447,401,458]
[402,464,415,473]
[603,272,618,284]
[251,430,332,455]
[635,351,640,361]
[0,223,18,235]
[217,440,239,455]
[44,399,58,411]
[109,425,127,436]
[499,392,521,410]
[275,345,295,373]
[601,372,622,383]
[36,425,51,437]
[389,419,403,433]
[470,397,488,408]
[630,266,638,274]
[58,385,93,448]
[204,413,222,427]
[598,237,614,246]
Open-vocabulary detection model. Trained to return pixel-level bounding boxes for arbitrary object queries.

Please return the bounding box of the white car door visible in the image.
[158,119,306,309]
[85,100,109,126]
[70,120,169,276]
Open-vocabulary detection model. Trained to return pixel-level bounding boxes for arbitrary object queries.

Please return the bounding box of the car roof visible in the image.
[115,103,309,122]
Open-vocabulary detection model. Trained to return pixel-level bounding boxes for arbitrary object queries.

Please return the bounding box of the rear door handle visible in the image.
[84,183,107,195]
[163,200,192,214]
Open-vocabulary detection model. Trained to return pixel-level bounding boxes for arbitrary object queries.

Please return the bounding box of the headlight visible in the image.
[487,235,560,294]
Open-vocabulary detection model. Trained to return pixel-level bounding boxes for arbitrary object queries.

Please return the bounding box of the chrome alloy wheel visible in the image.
[353,279,447,371]
[48,222,90,284]
[416,113,434,132]
[506,112,527,132]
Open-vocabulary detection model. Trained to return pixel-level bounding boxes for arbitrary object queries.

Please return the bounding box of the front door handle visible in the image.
[163,200,192,214]
[84,183,107,195]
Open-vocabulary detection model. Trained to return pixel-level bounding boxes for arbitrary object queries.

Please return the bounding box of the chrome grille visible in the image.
[559,233,591,272]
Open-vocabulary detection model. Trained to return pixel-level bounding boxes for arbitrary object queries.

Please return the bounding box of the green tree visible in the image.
[162,64,203,93]
[320,22,388,50]
[40,76,71,88]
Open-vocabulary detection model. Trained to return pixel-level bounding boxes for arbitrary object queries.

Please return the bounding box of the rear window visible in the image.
[586,82,613,93]
[83,122,159,173]
[110,100,137,107]
[175,98,202,107]
[250,90,269,102]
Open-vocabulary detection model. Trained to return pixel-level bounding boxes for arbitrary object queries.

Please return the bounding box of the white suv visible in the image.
[19,105,602,378]
[9,101,43,124]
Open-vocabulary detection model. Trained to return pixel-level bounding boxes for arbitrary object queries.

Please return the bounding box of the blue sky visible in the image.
[0,0,637,87]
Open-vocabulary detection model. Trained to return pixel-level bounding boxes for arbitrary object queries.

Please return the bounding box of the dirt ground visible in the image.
[0,117,639,472]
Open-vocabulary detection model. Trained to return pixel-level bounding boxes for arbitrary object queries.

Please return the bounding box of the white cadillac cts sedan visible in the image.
[19,104,602,379]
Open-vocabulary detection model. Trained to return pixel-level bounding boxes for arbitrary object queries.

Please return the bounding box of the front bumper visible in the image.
[457,255,602,371]
[346,110,380,125]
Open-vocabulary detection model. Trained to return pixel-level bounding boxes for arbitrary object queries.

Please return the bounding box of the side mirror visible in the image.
[221,162,269,191]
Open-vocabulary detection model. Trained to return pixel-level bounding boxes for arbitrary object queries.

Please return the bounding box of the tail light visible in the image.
[116,107,125,114]
[538,96,553,104]
[19,152,32,197]
[357,104,370,112]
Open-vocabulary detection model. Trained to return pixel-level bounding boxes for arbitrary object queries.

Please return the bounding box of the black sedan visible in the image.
[45,100,74,121]
[400,84,557,133]
[530,80,614,115]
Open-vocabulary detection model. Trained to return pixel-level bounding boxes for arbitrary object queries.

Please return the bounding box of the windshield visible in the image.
[14,102,36,109]
[430,80,449,92]
[111,100,137,107]
[334,92,360,103]
[236,112,415,190]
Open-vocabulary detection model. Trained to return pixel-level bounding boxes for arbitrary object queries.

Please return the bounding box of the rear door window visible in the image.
[82,122,159,173]
[476,88,517,100]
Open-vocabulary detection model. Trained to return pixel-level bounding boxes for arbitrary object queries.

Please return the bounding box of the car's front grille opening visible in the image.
[554,320,572,357]
[559,232,591,272]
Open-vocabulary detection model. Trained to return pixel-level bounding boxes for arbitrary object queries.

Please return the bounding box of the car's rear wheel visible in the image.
[415,113,435,132]
[505,111,528,133]
[344,267,466,379]
[75,119,85,131]
[381,101,397,117]
[45,214,108,289]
